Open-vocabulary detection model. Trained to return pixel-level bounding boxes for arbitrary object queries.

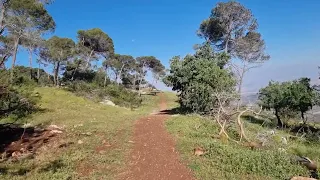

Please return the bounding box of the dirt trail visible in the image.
[120,93,194,180]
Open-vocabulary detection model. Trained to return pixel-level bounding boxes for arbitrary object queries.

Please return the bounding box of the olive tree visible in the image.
[164,50,235,113]
[259,78,318,127]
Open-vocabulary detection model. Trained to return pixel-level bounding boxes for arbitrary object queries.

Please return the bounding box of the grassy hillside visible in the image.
[165,95,320,180]
[0,87,159,180]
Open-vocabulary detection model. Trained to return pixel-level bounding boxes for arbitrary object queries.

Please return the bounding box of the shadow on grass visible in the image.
[0,166,31,176]
[241,114,276,128]
[0,124,41,153]
[158,107,191,115]
[39,159,65,173]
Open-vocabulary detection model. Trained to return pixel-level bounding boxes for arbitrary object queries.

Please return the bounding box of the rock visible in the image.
[81,132,92,136]
[128,141,134,143]
[100,100,116,106]
[78,140,83,144]
[281,137,288,145]
[23,123,33,128]
[290,177,317,180]
[48,124,63,130]
[11,151,21,158]
[50,130,63,134]
[267,130,275,135]
[194,147,205,156]
[74,124,83,128]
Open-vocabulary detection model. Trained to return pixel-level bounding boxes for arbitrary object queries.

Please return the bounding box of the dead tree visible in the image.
[212,91,262,143]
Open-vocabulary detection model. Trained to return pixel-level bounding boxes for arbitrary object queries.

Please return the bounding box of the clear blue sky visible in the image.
[14,0,320,91]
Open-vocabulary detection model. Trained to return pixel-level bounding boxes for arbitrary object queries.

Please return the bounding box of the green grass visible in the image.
[0,87,159,180]
[165,112,320,180]
[163,91,179,109]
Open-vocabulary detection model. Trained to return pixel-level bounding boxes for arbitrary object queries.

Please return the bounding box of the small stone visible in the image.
[100,100,116,106]
[78,140,83,144]
[281,137,288,145]
[50,130,63,134]
[81,132,92,136]
[12,151,21,158]
[48,125,63,130]
[74,124,83,128]
[128,141,134,143]
[98,150,106,154]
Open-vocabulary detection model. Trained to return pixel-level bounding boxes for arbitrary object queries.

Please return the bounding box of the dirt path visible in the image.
[120,93,194,180]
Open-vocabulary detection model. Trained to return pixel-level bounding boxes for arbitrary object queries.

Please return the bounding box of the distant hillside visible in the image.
[241,93,259,105]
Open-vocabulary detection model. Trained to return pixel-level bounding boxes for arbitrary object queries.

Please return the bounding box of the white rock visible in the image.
[100,100,116,106]
[48,125,63,130]
[281,137,288,145]
[50,130,63,134]
[78,140,83,144]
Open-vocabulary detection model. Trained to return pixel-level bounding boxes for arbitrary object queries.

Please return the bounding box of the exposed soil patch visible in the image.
[95,140,112,154]
[0,124,63,160]
[119,93,194,180]
[76,161,96,177]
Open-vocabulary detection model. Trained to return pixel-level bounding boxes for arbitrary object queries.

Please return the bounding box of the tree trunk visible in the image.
[114,72,118,83]
[104,74,107,87]
[117,64,125,84]
[275,109,283,128]
[10,36,20,81]
[53,63,56,85]
[85,50,94,69]
[103,68,108,87]
[0,3,6,36]
[28,48,33,79]
[237,109,250,142]
[54,61,60,86]
[237,68,245,110]
[0,55,7,69]
[133,73,137,90]
[37,63,40,81]
[301,110,306,124]
[71,61,81,81]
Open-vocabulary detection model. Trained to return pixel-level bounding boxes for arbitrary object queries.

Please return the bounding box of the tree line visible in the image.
[0,0,165,89]
[164,1,320,141]
[0,0,165,120]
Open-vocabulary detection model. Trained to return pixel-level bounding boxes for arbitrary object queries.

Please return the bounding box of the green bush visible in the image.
[164,43,235,114]
[0,85,40,120]
[66,81,142,108]
[105,84,142,108]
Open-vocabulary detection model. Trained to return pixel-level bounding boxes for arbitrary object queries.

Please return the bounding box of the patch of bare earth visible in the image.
[0,124,64,161]
[119,93,194,180]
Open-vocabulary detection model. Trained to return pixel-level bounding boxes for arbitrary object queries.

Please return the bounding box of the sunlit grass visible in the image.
[166,113,320,180]
[0,87,159,180]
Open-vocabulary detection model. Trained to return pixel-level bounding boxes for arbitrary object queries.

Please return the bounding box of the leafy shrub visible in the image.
[66,81,142,108]
[0,85,40,120]
[0,66,53,87]
[164,45,235,113]
[105,84,142,108]
[259,78,319,127]
[62,65,110,88]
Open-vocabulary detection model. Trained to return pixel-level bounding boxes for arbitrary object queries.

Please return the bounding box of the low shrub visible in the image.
[105,84,142,108]
[66,81,142,108]
[0,85,40,120]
